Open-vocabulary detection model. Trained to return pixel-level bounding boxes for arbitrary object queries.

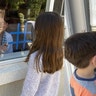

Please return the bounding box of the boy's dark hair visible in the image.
[65,32,96,68]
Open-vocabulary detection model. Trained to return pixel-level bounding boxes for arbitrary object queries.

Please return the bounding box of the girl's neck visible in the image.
[76,68,95,79]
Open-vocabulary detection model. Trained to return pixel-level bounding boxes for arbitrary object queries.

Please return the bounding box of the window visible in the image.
[89,0,96,31]
[53,0,64,17]
[0,0,47,61]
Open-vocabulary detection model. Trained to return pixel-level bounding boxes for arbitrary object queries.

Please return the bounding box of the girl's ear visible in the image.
[91,55,96,67]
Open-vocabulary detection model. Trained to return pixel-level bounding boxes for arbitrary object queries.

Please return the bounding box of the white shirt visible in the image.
[21,51,61,96]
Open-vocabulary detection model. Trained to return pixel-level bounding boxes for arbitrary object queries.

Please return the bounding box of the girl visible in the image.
[21,12,64,96]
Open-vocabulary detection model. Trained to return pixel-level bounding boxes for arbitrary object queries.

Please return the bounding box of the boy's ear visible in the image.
[91,55,96,67]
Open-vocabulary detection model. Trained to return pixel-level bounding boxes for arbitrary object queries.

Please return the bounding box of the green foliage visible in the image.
[18,13,24,24]
[5,0,24,10]
[19,13,24,18]
[27,0,46,19]
[0,0,46,20]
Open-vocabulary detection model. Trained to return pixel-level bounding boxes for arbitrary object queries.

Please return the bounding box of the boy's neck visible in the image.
[76,68,95,79]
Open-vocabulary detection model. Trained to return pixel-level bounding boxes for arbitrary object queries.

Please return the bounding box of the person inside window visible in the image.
[0,17,13,54]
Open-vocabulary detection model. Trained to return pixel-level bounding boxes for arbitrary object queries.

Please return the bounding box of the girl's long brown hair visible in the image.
[26,12,64,73]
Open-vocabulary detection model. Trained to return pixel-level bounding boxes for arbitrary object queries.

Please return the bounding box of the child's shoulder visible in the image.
[70,70,83,89]
[30,51,38,59]
[5,31,12,38]
[70,72,85,95]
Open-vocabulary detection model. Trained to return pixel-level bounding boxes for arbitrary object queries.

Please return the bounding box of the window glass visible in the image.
[53,0,64,17]
[53,0,64,27]
[53,0,64,40]
[0,0,47,61]
[89,0,96,31]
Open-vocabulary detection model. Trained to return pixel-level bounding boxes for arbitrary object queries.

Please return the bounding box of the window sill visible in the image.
[0,58,28,86]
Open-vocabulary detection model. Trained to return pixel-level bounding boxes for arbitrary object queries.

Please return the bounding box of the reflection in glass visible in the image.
[0,0,47,61]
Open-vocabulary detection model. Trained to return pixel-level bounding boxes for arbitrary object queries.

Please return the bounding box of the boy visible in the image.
[0,17,13,54]
[65,32,96,96]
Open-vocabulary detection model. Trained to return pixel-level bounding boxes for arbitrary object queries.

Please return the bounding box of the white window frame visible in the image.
[45,0,55,11]
[60,0,64,17]
[89,0,96,31]
[0,57,28,85]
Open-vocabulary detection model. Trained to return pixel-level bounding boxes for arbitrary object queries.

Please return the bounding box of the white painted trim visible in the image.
[0,57,26,66]
[0,53,28,86]
[89,0,96,26]
[81,0,88,32]
[45,0,55,11]
[64,0,74,39]
[0,62,28,86]
[0,51,28,62]
[60,0,64,16]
